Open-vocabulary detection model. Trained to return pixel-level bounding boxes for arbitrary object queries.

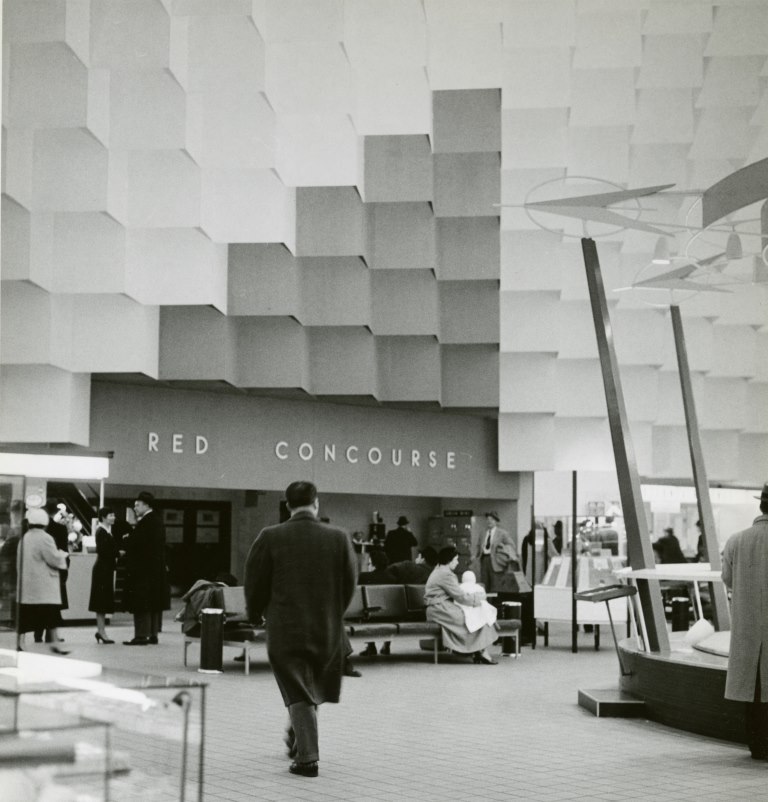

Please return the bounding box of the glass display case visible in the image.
[1,705,112,802]
[534,554,629,626]
[0,649,206,802]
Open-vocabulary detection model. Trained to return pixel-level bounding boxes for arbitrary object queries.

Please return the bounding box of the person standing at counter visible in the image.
[89,507,119,644]
[721,482,768,761]
[123,492,170,646]
[384,516,417,564]
[33,500,70,645]
[17,507,69,654]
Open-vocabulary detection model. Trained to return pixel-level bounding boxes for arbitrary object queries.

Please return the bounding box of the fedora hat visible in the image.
[755,482,768,503]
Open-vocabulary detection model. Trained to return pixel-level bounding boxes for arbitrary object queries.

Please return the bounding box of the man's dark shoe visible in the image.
[147,636,159,644]
[289,761,318,777]
[359,643,377,657]
[343,662,362,677]
[123,638,150,645]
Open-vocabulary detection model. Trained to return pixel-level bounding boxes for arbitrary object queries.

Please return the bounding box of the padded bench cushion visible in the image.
[347,623,399,638]
[362,585,409,620]
[344,586,366,621]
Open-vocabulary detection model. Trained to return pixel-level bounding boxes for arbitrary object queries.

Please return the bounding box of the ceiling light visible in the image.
[725,231,742,260]
[651,237,671,264]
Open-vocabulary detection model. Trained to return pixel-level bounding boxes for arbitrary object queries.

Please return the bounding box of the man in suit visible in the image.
[721,482,768,760]
[123,491,170,646]
[476,511,520,592]
[244,481,357,778]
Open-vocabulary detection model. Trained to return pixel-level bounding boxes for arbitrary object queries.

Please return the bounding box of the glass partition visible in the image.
[0,475,25,651]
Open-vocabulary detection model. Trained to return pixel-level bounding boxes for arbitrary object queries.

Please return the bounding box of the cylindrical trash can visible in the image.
[671,597,689,632]
[199,607,224,673]
[500,601,522,656]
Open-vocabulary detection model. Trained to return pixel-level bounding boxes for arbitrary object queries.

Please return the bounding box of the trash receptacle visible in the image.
[500,601,521,656]
[671,597,689,632]
[199,607,224,673]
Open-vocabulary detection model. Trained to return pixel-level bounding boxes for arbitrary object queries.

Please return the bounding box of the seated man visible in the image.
[387,547,438,584]
[358,549,393,585]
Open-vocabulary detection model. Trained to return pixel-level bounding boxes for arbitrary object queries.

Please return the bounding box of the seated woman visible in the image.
[424,546,499,665]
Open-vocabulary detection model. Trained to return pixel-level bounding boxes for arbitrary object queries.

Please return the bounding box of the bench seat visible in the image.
[182,584,522,672]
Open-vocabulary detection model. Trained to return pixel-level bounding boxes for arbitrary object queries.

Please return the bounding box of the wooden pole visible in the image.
[669,305,730,630]
[581,238,669,652]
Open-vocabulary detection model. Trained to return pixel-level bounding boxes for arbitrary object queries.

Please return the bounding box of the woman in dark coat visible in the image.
[89,506,119,643]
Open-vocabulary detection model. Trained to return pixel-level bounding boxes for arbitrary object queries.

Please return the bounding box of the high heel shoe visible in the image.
[95,633,114,644]
[50,645,70,655]
[472,651,498,665]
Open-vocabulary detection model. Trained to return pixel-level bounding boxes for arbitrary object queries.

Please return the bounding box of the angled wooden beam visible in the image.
[669,305,731,630]
[581,238,669,653]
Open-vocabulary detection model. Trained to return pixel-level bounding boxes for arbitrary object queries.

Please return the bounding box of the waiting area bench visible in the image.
[181,584,522,673]
[346,584,522,663]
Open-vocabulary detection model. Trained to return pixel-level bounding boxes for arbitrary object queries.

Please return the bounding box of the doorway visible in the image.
[111,498,231,595]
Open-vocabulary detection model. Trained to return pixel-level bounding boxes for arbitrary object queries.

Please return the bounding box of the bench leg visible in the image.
[183,639,189,667]
[245,647,250,675]
[594,625,600,651]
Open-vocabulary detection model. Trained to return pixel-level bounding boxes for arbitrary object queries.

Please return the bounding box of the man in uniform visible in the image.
[721,481,768,760]
[244,481,357,778]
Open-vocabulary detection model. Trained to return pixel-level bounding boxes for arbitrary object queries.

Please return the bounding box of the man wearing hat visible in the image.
[475,511,520,593]
[123,491,170,646]
[721,482,768,760]
[384,515,417,564]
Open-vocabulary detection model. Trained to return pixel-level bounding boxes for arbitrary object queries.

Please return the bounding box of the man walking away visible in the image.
[721,481,768,760]
[244,481,357,777]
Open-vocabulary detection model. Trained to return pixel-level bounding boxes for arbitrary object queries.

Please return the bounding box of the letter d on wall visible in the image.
[196,436,208,455]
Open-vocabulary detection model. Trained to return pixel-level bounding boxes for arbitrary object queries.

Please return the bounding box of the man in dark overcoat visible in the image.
[384,515,417,564]
[244,481,357,778]
[722,481,768,760]
[123,491,170,646]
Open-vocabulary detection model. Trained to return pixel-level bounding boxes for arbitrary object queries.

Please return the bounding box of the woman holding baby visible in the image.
[424,546,499,664]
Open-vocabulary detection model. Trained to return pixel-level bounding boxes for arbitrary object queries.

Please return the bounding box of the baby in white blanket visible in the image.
[456,570,498,632]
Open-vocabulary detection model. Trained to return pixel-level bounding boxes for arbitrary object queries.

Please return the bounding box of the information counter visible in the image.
[61,552,97,623]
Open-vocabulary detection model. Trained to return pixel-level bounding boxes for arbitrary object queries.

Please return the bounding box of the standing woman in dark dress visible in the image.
[89,507,118,643]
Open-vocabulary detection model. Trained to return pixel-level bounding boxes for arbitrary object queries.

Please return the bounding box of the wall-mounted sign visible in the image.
[91,384,517,497]
[148,432,208,455]
[274,441,457,470]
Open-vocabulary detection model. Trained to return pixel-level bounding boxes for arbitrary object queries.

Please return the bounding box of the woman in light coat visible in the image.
[425,546,499,664]
[17,508,70,653]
